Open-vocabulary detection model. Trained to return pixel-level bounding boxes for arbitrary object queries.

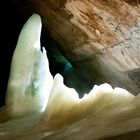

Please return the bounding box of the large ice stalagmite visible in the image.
[6,14,53,117]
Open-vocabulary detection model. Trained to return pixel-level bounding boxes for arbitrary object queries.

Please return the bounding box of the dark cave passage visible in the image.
[40,28,92,98]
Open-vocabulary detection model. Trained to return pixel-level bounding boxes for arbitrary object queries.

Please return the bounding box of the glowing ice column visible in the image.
[6,14,53,117]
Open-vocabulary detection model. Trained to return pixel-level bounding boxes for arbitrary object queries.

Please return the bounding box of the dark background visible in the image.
[0,1,25,107]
